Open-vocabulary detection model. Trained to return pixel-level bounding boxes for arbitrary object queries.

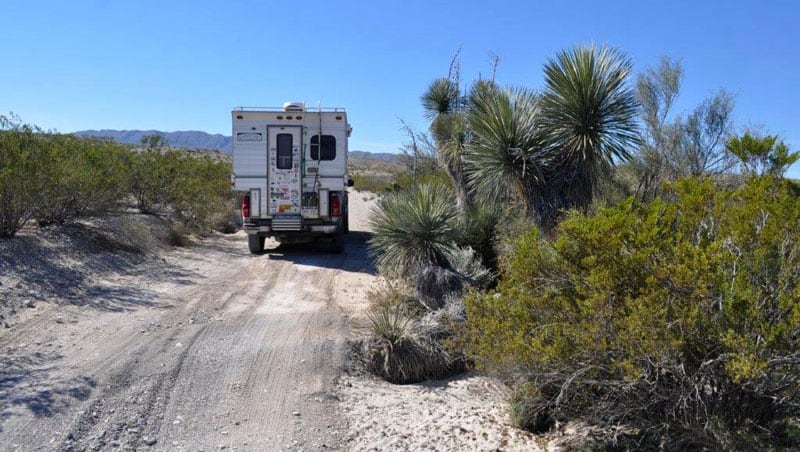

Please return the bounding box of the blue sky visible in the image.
[2,1,798,175]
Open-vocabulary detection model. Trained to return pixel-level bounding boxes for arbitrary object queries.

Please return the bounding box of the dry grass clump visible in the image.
[366,303,465,385]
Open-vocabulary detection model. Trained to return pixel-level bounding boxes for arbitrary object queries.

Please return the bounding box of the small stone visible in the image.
[221,431,229,435]
[292,411,301,417]
[142,437,157,446]
[173,419,181,425]
[22,299,35,308]
[55,317,64,324]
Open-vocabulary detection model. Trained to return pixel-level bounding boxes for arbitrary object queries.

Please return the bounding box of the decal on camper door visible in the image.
[269,130,301,215]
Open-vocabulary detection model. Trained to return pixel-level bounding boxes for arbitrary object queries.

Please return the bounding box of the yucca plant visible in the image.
[367,303,465,384]
[540,44,640,213]
[421,77,472,211]
[466,86,549,214]
[367,303,416,346]
[368,183,459,278]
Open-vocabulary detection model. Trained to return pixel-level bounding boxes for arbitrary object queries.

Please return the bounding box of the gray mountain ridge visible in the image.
[73,129,397,161]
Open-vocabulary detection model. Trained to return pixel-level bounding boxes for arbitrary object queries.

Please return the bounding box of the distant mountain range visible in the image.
[74,130,232,152]
[74,129,397,161]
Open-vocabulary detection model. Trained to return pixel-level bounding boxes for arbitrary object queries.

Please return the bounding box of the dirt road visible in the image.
[0,198,377,451]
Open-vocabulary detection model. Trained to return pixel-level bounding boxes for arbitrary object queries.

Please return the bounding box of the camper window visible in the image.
[310,135,336,161]
[276,133,293,169]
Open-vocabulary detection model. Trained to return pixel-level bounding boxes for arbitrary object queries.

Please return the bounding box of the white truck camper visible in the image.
[232,102,353,254]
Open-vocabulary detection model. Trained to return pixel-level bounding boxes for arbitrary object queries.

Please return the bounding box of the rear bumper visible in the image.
[243,218,340,236]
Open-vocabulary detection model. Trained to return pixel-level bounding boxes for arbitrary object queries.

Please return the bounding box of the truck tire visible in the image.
[248,234,265,254]
[329,233,344,254]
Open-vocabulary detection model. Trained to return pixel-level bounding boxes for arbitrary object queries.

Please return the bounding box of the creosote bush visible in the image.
[0,121,234,240]
[464,176,800,449]
[1,118,130,235]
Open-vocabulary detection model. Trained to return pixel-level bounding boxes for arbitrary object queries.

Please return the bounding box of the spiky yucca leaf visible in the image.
[421,77,460,119]
[368,183,459,278]
[465,86,549,212]
[539,45,640,215]
[541,45,639,165]
[367,304,416,345]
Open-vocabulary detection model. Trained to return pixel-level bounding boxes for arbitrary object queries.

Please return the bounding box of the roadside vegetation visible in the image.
[364,45,800,449]
[0,115,236,241]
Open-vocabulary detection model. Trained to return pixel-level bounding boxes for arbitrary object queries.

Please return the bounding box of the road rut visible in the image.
[0,223,376,451]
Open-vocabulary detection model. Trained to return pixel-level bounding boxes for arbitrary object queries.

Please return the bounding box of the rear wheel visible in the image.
[248,234,265,254]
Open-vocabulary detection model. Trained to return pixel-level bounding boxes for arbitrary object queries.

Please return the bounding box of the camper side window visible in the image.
[310,135,336,161]
[276,133,293,169]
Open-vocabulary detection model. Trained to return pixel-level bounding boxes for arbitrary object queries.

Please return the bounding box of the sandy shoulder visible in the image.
[340,372,549,451]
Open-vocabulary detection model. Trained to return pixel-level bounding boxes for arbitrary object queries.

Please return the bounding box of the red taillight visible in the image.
[330,194,341,217]
[241,194,250,218]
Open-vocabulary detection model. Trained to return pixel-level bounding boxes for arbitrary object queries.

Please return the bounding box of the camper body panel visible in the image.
[231,105,351,253]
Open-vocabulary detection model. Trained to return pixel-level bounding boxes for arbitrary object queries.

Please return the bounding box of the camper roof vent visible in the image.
[283,101,305,112]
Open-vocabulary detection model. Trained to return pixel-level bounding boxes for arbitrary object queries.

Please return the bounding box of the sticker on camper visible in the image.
[279,204,292,213]
[237,132,263,142]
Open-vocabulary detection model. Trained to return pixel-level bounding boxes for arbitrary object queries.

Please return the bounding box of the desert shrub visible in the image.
[128,148,232,231]
[351,173,395,194]
[368,182,459,278]
[214,196,242,234]
[168,154,232,229]
[414,265,466,310]
[448,246,494,289]
[392,166,453,192]
[165,222,191,247]
[128,149,174,214]
[35,135,128,226]
[455,204,503,274]
[464,176,800,449]
[367,303,465,384]
[0,116,42,237]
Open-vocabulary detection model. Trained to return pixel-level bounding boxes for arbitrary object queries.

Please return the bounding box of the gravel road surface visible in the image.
[0,196,376,451]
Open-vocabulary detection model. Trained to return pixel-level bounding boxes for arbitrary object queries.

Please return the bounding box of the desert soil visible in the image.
[0,192,546,451]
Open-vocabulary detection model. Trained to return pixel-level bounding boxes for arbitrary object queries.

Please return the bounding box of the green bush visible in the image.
[128,148,175,214]
[35,135,128,225]
[168,153,232,229]
[464,176,800,448]
[127,147,233,231]
[456,204,504,274]
[351,173,395,194]
[2,116,129,234]
[0,117,41,237]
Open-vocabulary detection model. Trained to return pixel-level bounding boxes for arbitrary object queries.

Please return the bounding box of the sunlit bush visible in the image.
[464,176,800,448]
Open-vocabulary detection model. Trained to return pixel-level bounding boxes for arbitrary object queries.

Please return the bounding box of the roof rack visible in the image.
[232,106,346,112]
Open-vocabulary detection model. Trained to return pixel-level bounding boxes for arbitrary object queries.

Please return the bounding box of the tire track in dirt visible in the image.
[1,196,376,451]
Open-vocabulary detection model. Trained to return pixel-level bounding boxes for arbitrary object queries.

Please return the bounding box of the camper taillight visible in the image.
[241,194,250,218]
[330,193,341,217]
